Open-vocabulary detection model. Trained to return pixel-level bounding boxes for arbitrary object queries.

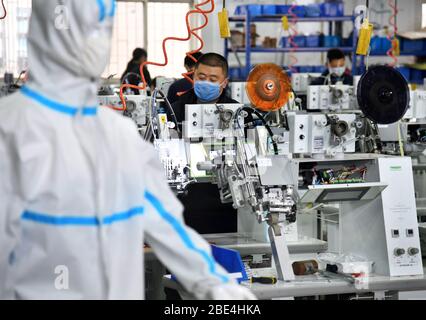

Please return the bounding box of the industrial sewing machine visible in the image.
[98,93,192,194]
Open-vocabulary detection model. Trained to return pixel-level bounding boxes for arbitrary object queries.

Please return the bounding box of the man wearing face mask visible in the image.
[0,0,256,300]
[310,48,353,86]
[170,53,238,131]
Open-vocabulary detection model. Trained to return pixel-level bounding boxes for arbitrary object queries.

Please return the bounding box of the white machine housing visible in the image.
[229,82,251,105]
[405,90,426,120]
[307,85,355,110]
[98,95,148,127]
[340,157,424,277]
[287,112,357,157]
[291,73,321,93]
[184,104,244,139]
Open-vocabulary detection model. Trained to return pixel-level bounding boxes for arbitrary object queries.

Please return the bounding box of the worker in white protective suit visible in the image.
[0,0,256,300]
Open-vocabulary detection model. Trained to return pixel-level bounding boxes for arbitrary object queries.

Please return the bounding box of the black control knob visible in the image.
[394,248,405,257]
[408,248,419,256]
[192,121,197,126]
[299,135,305,140]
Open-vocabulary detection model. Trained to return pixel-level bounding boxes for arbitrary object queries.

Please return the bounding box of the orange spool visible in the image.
[246,63,292,112]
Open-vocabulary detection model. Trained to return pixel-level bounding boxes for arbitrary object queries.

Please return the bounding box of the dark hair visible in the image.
[184,52,203,69]
[195,53,229,77]
[133,48,148,61]
[327,48,345,62]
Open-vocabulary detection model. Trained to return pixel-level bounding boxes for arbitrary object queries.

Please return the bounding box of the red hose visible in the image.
[288,3,299,74]
[386,0,398,67]
[117,0,215,111]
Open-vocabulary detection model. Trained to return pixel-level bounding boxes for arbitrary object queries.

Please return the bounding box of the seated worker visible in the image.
[310,48,353,86]
[167,52,204,104]
[170,52,238,129]
[121,48,152,94]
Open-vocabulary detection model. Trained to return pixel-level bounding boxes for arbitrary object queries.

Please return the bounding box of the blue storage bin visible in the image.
[396,67,411,81]
[262,5,277,15]
[370,36,383,55]
[314,65,327,73]
[320,2,344,17]
[306,35,321,47]
[172,246,249,284]
[234,5,262,16]
[342,37,353,47]
[299,66,316,73]
[281,36,306,48]
[229,67,241,80]
[305,4,321,17]
[276,5,306,17]
[381,37,392,54]
[402,38,425,53]
[411,69,426,84]
[293,35,307,47]
[280,37,289,48]
[322,35,342,47]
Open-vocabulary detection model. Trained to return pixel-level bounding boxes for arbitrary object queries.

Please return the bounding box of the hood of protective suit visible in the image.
[26,0,115,108]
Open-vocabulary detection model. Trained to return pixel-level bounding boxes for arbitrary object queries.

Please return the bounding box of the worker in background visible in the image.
[121,48,152,94]
[170,52,238,129]
[167,52,203,104]
[0,0,256,300]
[310,48,354,86]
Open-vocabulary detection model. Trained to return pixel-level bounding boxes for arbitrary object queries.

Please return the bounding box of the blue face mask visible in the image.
[194,80,223,102]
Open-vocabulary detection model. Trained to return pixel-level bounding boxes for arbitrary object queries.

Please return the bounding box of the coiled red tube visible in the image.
[118,0,215,111]
[386,0,398,67]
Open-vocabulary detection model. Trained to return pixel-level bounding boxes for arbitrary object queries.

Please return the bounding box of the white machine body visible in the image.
[287,112,357,157]
[307,85,355,111]
[98,94,149,127]
[405,90,426,120]
[230,82,251,105]
[340,157,424,277]
[184,104,244,139]
[291,73,321,93]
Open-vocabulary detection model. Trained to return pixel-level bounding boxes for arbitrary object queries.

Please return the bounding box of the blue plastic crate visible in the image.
[342,37,353,47]
[280,36,306,48]
[305,4,321,17]
[314,65,327,73]
[381,37,392,54]
[396,67,411,81]
[306,35,321,47]
[276,5,306,17]
[402,38,425,53]
[298,66,316,73]
[322,35,342,47]
[370,36,383,55]
[229,67,241,80]
[172,246,249,284]
[320,2,344,17]
[411,69,426,84]
[262,5,277,15]
[234,4,262,16]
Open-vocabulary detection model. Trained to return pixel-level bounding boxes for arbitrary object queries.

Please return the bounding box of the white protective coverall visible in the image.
[0,0,255,300]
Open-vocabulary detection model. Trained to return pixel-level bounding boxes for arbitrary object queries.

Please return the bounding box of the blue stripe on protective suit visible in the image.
[109,0,116,17]
[21,86,98,117]
[22,207,144,226]
[97,0,106,22]
[144,191,230,284]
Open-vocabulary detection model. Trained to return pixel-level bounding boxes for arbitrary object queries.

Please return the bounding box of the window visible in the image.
[0,1,193,79]
[104,1,193,80]
[422,3,426,29]
[0,0,31,76]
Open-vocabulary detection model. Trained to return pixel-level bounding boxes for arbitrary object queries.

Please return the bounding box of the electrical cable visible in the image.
[241,107,279,155]
[118,0,215,111]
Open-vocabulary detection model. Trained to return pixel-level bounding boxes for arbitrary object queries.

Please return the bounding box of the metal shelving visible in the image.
[225,12,360,79]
